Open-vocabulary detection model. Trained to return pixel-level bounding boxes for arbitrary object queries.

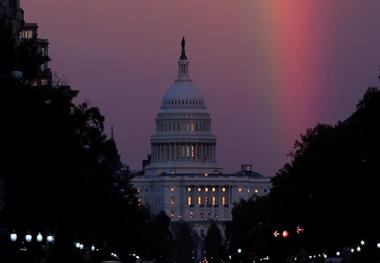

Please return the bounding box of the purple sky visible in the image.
[23,0,380,176]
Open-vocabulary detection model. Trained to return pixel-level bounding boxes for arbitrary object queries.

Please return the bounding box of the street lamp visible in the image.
[356,246,361,252]
[37,233,43,242]
[10,232,17,242]
[46,235,54,243]
[25,233,32,243]
[360,240,365,246]
[237,248,242,254]
[377,243,380,249]
[91,245,95,252]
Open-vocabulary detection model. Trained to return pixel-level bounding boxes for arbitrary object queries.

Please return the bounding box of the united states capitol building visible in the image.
[132,38,271,238]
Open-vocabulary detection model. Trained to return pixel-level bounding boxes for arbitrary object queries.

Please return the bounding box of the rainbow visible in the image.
[245,1,331,141]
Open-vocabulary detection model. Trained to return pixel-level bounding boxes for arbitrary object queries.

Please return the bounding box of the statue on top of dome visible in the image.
[180,37,187,60]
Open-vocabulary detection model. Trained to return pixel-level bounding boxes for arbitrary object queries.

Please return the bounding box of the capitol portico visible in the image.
[131,38,271,239]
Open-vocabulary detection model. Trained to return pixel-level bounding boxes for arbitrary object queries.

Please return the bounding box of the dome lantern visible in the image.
[176,37,191,83]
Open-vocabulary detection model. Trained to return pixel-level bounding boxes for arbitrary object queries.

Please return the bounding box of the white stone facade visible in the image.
[131,39,271,237]
[133,171,270,234]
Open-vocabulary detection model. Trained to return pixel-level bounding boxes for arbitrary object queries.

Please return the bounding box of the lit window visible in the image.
[212,196,216,206]
[222,187,226,192]
[238,188,242,192]
[191,145,195,158]
[171,197,175,206]
[247,189,250,193]
[188,196,192,206]
[186,145,190,157]
[204,173,208,177]
[198,196,202,206]
[137,188,141,193]
[222,196,226,206]
[190,211,194,218]
[171,211,175,217]
[212,187,216,192]
[170,187,175,192]
[198,187,202,192]
[188,187,192,192]
[205,187,209,192]
[255,189,259,193]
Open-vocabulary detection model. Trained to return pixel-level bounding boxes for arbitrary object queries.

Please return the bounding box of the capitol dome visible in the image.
[132,38,271,237]
[161,82,206,110]
[144,37,222,176]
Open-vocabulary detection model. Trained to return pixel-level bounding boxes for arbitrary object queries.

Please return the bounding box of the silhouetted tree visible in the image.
[205,222,225,263]
[175,222,195,263]
[0,22,171,263]
[227,87,380,261]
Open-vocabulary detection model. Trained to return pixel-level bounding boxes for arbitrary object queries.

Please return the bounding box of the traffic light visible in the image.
[296,225,304,234]
[273,230,280,238]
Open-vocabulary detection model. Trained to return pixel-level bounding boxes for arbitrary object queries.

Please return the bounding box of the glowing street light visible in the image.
[336,251,340,257]
[25,234,32,243]
[36,233,43,242]
[282,230,289,238]
[91,245,96,251]
[47,235,54,243]
[377,243,380,249]
[360,240,365,246]
[237,248,242,254]
[75,242,81,248]
[10,233,17,242]
[356,246,361,252]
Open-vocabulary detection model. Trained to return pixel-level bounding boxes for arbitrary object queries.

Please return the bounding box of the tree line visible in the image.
[227,87,380,262]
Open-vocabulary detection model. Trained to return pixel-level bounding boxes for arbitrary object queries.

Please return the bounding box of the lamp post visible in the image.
[9,231,19,261]
[236,248,242,263]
